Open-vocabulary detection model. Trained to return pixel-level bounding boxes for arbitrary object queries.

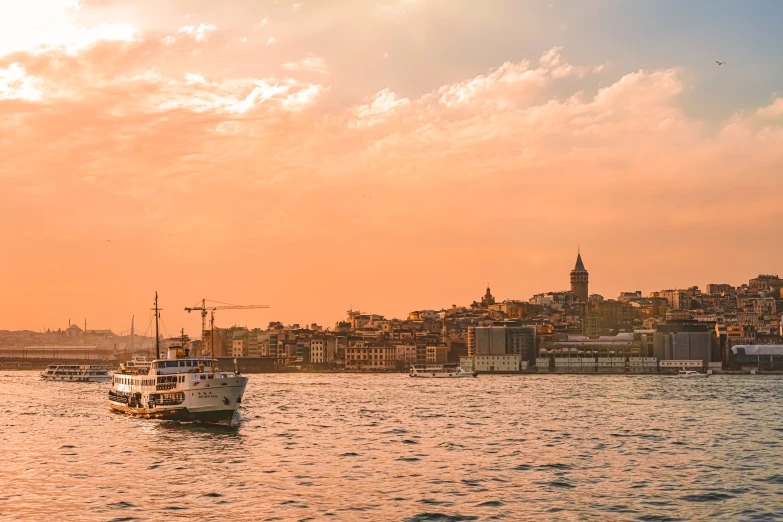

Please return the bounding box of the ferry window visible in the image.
[166,361,177,368]
[178,361,184,367]
[208,374,214,379]
[200,375,206,380]
[156,361,165,369]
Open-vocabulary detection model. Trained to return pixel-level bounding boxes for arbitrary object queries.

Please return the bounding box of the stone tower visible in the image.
[570,249,589,302]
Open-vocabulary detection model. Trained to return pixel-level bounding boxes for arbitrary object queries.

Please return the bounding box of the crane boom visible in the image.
[184,299,269,356]
[211,305,270,310]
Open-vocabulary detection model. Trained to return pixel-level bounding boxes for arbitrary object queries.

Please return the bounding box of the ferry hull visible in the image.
[42,375,112,383]
[108,377,248,424]
[108,402,238,423]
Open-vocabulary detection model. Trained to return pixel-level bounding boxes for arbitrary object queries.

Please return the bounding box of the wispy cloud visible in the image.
[758,98,783,118]
[177,23,217,42]
[283,53,328,75]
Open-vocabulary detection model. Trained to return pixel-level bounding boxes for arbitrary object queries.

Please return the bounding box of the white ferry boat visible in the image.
[41,364,111,382]
[119,354,152,373]
[409,364,477,378]
[107,294,248,424]
[677,369,709,378]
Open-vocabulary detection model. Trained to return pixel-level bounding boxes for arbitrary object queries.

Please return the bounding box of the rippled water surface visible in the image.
[1,372,783,521]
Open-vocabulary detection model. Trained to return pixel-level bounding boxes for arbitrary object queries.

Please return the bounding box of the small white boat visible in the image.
[409,364,477,378]
[41,364,112,382]
[677,369,708,378]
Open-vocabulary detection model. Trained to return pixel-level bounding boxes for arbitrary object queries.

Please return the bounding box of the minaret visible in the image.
[570,249,589,302]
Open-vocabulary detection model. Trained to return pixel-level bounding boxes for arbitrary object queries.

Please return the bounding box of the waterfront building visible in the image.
[729,345,783,371]
[474,354,522,373]
[468,323,536,366]
[395,344,417,368]
[310,335,336,364]
[344,342,396,371]
[653,323,714,364]
[231,328,249,358]
[425,345,448,365]
[541,332,642,358]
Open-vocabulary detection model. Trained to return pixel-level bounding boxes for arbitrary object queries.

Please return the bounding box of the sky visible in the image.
[1,0,782,335]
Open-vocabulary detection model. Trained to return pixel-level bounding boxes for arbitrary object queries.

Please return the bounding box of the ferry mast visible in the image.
[154,292,160,360]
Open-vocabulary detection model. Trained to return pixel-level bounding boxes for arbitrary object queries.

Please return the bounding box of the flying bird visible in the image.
[715,61,725,65]
[107,240,112,243]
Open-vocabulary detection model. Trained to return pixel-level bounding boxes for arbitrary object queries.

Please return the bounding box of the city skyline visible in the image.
[2,1,782,333]
[8,248,781,338]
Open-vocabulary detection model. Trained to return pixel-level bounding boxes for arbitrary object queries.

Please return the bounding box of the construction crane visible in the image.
[185,299,269,355]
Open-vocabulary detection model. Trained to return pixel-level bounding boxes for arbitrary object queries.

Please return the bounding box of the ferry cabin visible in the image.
[110,359,222,407]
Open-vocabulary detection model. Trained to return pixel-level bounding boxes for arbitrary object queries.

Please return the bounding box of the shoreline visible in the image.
[2,367,780,376]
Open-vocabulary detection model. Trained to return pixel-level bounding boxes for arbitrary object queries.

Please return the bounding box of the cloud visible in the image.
[1,39,782,303]
[0,64,45,100]
[758,98,783,118]
[267,36,278,45]
[293,3,302,11]
[435,47,591,110]
[184,73,206,85]
[252,18,268,31]
[0,0,144,58]
[177,24,217,42]
[283,54,329,75]
[351,88,409,126]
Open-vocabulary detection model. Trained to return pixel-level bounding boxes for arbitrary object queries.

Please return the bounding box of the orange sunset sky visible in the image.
[2,0,782,335]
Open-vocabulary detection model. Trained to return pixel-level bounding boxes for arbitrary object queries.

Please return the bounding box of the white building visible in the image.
[310,336,336,364]
[474,354,522,373]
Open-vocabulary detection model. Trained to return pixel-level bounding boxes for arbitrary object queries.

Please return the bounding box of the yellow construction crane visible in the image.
[185,299,269,355]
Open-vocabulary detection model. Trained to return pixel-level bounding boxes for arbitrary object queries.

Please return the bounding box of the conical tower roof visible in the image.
[573,250,586,272]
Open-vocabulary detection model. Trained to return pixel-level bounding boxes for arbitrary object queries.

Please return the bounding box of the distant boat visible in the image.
[41,364,111,383]
[119,354,152,373]
[409,364,477,378]
[677,369,708,378]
